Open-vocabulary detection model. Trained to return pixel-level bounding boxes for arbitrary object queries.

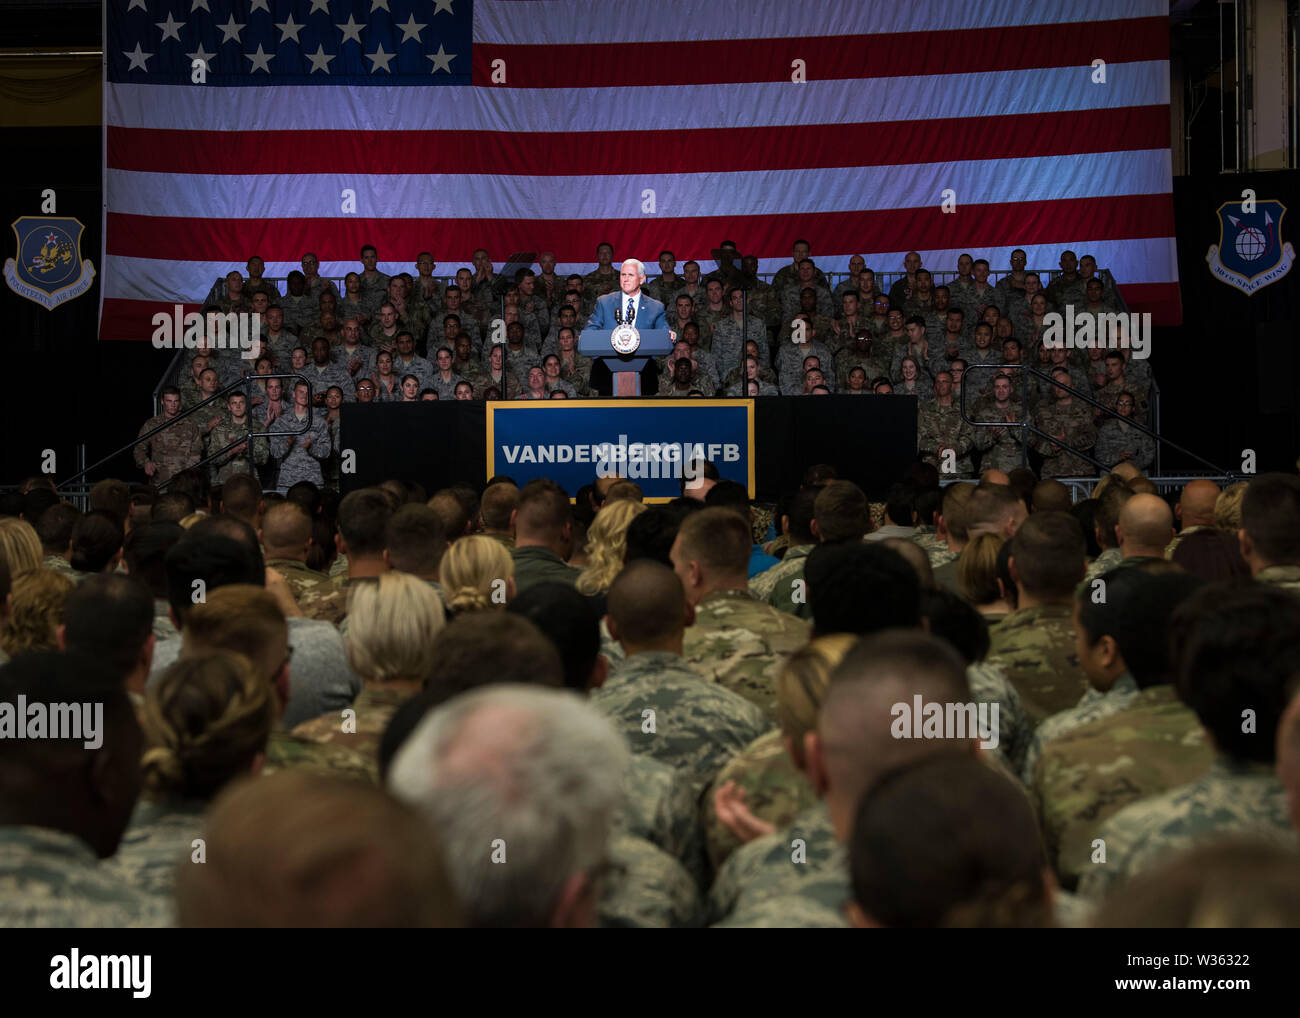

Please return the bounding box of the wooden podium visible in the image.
[578,329,675,396]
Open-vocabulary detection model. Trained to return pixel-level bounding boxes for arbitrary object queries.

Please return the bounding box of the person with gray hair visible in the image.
[389,684,699,928]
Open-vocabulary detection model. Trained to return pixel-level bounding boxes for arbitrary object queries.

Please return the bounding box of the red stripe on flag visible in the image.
[106,106,1170,175]
[469,17,1167,88]
[105,196,1176,263]
[100,298,203,343]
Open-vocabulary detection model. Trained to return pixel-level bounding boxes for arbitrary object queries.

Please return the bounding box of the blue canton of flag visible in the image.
[106,0,471,86]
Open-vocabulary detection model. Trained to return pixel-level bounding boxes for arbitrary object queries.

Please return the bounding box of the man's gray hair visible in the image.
[387,684,628,927]
[621,258,646,281]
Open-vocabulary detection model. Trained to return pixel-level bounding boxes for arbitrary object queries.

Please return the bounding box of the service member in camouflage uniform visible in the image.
[643,251,684,306]
[670,508,811,716]
[701,635,856,873]
[134,387,203,486]
[268,381,330,494]
[613,753,707,889]
[206,391,268,485]
[259,502,334,607]
[356,244,390,305]
[1044,249,1087,309]
[985,512,1091,724]
[291,575,445,757]
[1032,369,1098,477]
[703,729,818,872]
[582,243,621,304]
[1034,685,1213,889]
[0,652,171,928]
[1093,393,1155,472]
[600,832,704,928]
[591,562,771,798]
[917,371,976,478]
[708,800,848,927]
[1022,564,1201,780]
[0,825,170,927]
[291,685,409,778]
[749,493,817,603]
[1076,582,1300,899]
[681,585,810,719]
[713,630,984,927]
[766,482,871,620]
[711,287,770,371]
[971,373,1027,473]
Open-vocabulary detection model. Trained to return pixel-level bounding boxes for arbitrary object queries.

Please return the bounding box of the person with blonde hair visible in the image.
[294,572,445,758]
[576,498,646,596]
[440,535,514,618]
[107,650,277,899]
[1,568,74,657]
[0,517,42,579]
[705,634,857,868]
[957,533,1014,624]
[1215,480,1249,531]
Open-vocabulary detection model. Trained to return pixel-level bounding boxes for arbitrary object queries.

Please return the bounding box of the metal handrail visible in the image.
[59,373,315,491]
[958,362,1234,479]
[206,266,1119,299]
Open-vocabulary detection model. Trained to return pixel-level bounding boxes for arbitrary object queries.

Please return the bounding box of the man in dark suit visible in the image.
[585,259,675,396]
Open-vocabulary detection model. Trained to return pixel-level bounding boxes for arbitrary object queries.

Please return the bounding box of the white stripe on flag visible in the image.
[473,0,1166,45]
[106,150,1173,221]
[105,62,1169,134]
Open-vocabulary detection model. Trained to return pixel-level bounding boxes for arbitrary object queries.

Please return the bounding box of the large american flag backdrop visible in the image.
[102,0,1180,341]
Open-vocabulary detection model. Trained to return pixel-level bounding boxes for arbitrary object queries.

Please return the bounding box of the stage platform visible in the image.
[338,396,917,501]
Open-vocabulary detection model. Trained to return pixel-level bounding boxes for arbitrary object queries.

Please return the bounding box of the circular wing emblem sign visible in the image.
[610,324,641,354]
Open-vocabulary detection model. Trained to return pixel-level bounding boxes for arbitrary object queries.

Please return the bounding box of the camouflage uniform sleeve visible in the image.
[184,420,204,466]
[598,834,704,928]
[1074,804,1149,900]
[1131,428,1156,472]
[966,661,1032,777]
[268,413,291,459]
[308,415,331,459]
[1092,422,1122,469]
[702,729,818,871]
[613,754,707,887]
[1064,406,1098,454]
[133,416,154,469]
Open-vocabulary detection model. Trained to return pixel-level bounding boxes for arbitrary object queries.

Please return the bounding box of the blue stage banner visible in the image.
[485,399,756,502]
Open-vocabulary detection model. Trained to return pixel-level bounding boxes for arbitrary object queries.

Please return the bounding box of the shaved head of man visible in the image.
[1031,479,1072,514]
[1176,479,1221,529]
[605,560,690,651]
[1117,493,1175,559]
[809,631,975,843]
[260,502,313,560]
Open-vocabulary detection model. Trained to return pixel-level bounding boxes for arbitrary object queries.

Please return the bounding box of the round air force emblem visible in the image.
[610,324,641,355]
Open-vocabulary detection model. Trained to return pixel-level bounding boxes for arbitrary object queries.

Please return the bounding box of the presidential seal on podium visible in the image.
[610,323,641,354]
